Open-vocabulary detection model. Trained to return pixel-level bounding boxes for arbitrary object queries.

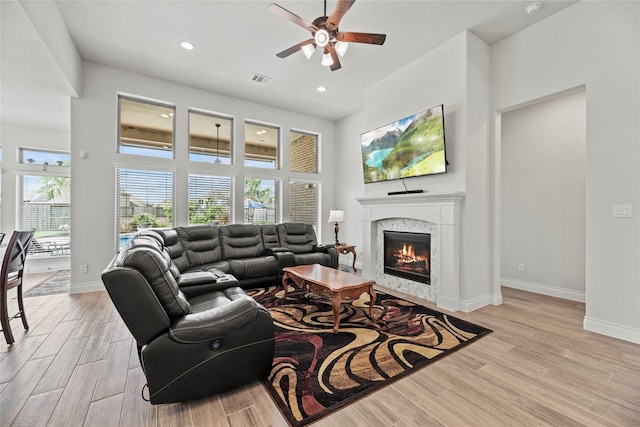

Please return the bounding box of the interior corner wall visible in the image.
[70,62,336,293]
[491,1,640,343]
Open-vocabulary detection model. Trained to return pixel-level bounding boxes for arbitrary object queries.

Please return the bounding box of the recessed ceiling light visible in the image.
[180,41,195,50]
[317,86,327,92]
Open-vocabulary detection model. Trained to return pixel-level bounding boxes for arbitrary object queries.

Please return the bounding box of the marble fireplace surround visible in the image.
[356,191,465,312]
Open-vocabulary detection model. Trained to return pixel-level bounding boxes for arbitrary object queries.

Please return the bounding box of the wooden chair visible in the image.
[1,230,35,345]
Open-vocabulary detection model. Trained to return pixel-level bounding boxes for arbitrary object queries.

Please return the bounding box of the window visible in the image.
[18,175,71,255]
[188,175,232,225]
[20,148,71,166]
[189,111,232,164]
[244,177,278,224]
[116,168,174,249]
[118,96,175,158]
[290,131,318,173]
[245,122,278,169]
[289,181,318,229]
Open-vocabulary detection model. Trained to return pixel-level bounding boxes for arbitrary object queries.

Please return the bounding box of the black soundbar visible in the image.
[388,189,424,196]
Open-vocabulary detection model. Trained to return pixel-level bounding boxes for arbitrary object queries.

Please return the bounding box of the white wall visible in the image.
[492,1,640,342]
[501,90,586,301]
[336,32,495,310]
[70,62,337,293]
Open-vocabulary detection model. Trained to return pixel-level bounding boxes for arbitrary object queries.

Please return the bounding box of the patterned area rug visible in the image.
[248,285,491,427]
[24,270,70,297]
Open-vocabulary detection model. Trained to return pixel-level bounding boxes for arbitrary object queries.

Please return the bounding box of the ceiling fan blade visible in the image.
[337,31,386,45]
[276,39,315,58]
[326,0,356,32]
[327,44,342,71]
[268,3,318,32]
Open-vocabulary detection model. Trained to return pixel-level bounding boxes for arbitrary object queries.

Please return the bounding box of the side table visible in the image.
[335,244,357,272]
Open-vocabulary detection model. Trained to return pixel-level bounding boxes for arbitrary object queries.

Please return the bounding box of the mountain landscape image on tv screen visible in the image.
[361,104,446,184]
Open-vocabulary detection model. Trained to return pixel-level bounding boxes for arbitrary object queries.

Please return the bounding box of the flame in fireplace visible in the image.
[394,243,429,270]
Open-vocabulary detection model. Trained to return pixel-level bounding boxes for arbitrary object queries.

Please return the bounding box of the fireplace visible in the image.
[383,230,430,285]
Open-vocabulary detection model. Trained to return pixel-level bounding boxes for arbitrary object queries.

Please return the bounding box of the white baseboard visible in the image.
[25,256,70,274]
[584,316,640,344]
[502,278,585,303]
[460,294,492,312]
[70,281,104,294]
[437,295,460,312]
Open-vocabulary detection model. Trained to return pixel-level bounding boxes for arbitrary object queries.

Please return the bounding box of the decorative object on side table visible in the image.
[328,209,344,245]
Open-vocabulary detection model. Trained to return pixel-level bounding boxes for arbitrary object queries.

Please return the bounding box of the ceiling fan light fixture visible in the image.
[335,41,349,57]
[321,50,334,66]
[315,29,330,47]
[301,43,316,59]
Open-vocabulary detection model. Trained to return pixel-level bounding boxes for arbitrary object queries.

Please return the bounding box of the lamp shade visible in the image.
[301,43,315,59]
[328,209,345,223]
[321,51,334,67]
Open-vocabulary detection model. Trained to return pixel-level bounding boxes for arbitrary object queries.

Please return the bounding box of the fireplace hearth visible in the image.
[383,230,430,285]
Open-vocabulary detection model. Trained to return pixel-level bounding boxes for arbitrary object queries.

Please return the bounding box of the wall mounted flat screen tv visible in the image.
[360,104,447,184]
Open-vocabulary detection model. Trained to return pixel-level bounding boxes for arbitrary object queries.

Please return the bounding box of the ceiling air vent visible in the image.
[251,73,271,84]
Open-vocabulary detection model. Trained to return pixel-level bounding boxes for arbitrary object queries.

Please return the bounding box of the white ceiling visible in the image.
[2,0,576,130]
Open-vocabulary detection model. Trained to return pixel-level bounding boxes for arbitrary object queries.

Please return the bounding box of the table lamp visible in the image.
[328,209,345,245]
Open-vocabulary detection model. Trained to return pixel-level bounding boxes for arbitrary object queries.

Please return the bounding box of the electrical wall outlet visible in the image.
[518,262,525,272]
[80,264,88,274]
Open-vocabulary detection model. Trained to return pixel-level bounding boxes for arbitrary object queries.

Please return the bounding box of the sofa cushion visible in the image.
[177,225,223,268]
[260,224,280,250]
[277,223,319,254]
[156,229,190,273]
[220,224,264,259]
[115,241,191,320]
[228,256,279,281]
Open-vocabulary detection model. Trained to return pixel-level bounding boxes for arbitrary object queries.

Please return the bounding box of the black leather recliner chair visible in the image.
[276,222,338,268]
[101,235,275,404]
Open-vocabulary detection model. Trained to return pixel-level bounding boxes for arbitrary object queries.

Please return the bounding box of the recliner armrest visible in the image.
[177,271,217,287]
[169,296,264,343]
[265,247,290,254]
[313,244,333,253]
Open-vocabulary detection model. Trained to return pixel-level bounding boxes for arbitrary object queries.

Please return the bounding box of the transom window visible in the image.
[245,122,278,169]
[290,131,318,173]
[189,111,232,164]
[118,96,175,158]
[20,148,71,166]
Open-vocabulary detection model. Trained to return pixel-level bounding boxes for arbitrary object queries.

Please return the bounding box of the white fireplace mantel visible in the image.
[356,191,465,312]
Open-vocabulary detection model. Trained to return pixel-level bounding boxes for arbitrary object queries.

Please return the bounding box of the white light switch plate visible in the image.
[613,204,632,218]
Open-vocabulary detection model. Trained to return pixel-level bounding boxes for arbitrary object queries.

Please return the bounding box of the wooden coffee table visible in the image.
[281,264,377,332]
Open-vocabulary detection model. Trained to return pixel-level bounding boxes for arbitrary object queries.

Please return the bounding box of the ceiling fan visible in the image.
[268,0,386,71]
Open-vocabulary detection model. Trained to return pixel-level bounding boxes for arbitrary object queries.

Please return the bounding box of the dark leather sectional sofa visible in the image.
[101,222,337,404]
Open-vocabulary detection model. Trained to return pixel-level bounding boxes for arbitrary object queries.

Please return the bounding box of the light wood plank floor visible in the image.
[2,276,639,426]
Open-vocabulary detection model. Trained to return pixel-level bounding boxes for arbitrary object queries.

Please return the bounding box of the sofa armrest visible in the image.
[265,247,290,254]
[268,249,295,270]
[313,245,338,268]
[169,296,264,343]
[177,271,217,287]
